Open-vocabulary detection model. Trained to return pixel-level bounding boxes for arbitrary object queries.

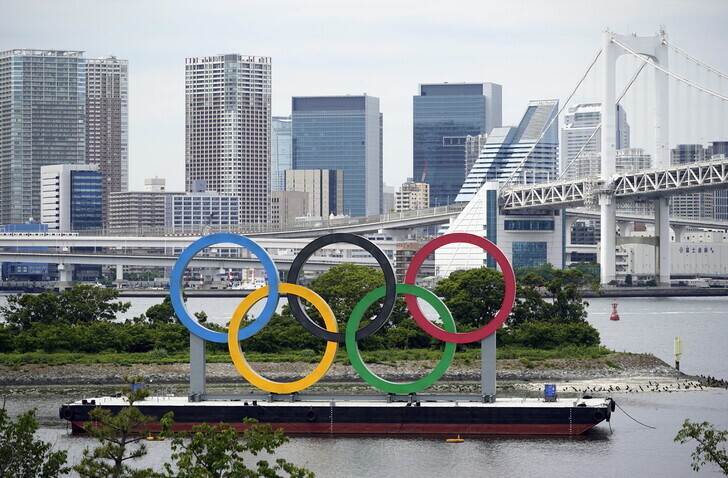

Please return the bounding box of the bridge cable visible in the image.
[663,39,728,82]
[500,49,602,190]
[557,61,648,181]
[612,38,728,101]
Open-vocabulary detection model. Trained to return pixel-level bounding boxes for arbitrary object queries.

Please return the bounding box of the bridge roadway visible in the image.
[1,209,725,270]
[500,157,728,210]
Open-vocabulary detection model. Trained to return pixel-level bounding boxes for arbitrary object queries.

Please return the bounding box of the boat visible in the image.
[59,393,615,437]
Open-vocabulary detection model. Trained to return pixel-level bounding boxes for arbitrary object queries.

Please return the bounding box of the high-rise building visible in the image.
[271,116,292,192]
[711,141,728,220]
[292,95,382,217]
[0,49,128,228]
[456,99,559,202]
[413,83,502,207]
[670,143,727,220]
[395,180,429,212]
[0,49,87,225]
[561,103,629,179]
[576,148,651,178]
[85,56,128,227]
[185,54,272,224]
[284,169,343,218]
[40,164,102,231]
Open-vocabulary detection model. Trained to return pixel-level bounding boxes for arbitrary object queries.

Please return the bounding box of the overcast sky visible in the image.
[3,0,727,191]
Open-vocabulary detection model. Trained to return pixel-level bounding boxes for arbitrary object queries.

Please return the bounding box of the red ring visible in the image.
[403,233,516,344]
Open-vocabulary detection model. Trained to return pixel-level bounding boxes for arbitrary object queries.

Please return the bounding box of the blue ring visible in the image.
[170,233,279,343]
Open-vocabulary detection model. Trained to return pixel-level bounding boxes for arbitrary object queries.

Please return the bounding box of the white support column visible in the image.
[599,194,617,284]
[58,263,74,291]
[654,33,671,286]
[190,333,206,399]
[600,30,618,285]
[655,197,671,285]
[601,31,618,179]
[481,332,496,401]
[116,265,124,282]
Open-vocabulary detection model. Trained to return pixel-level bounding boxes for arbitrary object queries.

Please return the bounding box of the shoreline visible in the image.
[2,353,723,396]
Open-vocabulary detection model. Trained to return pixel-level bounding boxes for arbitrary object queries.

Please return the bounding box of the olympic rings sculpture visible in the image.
[170,232,516,395]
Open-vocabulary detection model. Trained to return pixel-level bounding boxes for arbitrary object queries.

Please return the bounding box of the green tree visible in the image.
[74,376,172,478]
[675,419,728,474]
[303,263,386,324]
[433,267,505,328]
[164,420,314,478]
[0,285,130,331]
[0,408,69,477]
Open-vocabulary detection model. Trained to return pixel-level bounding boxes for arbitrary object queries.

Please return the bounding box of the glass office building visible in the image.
[456,99,559,203]
[292,96,382,217]
[413,83,501,207]
[271,116,292,192]
[0,50,87,225]
[40,163,101,231]
[70,169,103,230]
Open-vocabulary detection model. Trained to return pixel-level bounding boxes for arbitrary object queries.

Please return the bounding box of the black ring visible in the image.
[305,409,317,422]
[287,233,397,343]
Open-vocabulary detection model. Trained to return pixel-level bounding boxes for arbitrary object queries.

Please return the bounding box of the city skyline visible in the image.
[2,0,727,192]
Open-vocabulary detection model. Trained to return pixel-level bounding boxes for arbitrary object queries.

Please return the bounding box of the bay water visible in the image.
[2,295,728,477]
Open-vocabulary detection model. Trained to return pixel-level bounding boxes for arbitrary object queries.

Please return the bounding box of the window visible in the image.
[512,242,547,269]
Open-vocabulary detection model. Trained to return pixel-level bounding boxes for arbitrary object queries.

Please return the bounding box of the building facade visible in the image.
[271,116,292,192]
[0,49,87,225]
[185,54,272,224]
[670,144,713,219]
[395,180,429,212]
[85,56,128,227]
[456,99,559,202]
[436,182,564,279]
[560,103,629,179]
[292,95,382,217]
[271,190,309,226]
[165,192,240,233]
[413,83,501,207]
[109,191,179,233]
[40,164,102,231]
[284,169,343,218]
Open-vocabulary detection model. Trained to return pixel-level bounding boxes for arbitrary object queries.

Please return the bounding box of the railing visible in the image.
[499,157,728,210]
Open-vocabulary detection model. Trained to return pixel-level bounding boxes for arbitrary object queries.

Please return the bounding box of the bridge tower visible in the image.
[601,30,669,285]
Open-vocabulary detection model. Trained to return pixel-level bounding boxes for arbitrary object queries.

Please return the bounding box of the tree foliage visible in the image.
[164,420,314,478]
[434,265,599,348]
[74,376,171,478]
[0,408,69,478]
[433,267,505,328]
[675,419,728,474]
[0,285,130,331]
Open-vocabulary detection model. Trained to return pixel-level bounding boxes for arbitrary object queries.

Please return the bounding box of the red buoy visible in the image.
[610,298,620,321]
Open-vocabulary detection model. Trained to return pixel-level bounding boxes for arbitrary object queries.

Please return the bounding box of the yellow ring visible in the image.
[227,283,338,393]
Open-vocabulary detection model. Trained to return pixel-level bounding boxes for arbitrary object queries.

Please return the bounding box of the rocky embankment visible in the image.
[1,352,720,396]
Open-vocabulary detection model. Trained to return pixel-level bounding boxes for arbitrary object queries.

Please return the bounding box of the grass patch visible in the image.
[604,359,622,369]
[0,345,614,366]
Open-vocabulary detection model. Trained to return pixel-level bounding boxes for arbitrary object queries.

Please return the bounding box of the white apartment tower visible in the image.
[185,54,272,224]
[561,103,630,179]
[395,180,430,211]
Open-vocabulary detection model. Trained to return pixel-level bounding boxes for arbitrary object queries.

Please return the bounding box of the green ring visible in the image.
[346,284,456,394]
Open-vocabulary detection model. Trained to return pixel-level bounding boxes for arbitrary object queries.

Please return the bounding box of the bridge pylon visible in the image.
[601,29,670,286]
